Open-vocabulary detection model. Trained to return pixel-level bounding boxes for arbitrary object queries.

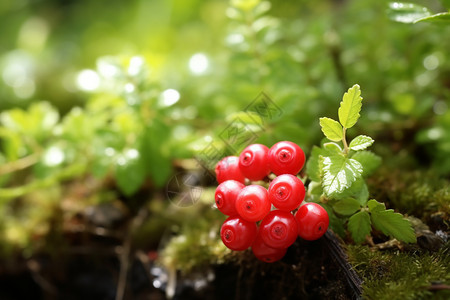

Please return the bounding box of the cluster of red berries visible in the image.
[214,141,329,263]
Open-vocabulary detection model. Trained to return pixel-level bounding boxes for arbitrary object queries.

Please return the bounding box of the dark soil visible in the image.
[0,230,361,300]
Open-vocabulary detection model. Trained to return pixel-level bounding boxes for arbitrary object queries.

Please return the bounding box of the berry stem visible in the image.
[342,127,349,154]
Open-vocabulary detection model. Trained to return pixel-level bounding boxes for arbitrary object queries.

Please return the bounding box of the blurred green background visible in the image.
[0,0,449,298]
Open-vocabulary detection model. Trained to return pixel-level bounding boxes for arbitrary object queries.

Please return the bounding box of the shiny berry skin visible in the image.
[239,144,270,181]
[215,180,245,216]
[295,203,329,241]
[259,210,298,249]
[268,174,305,211]
[235,185,271,222]
[220,216,257,251]
[268,141,305,176]
[252,232,287,263]
[215,156,246,184]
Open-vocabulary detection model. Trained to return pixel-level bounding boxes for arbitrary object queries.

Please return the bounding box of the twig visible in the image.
[135,250,154,285]
[0,153,40,176]
[115,206,148,300]
[27,259,59,297]
[0,163,85,200]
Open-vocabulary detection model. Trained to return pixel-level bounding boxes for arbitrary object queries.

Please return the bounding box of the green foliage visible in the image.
[319,118,343,142]
[368,199,417,243]
[322,155,363,196]
[387,2,450,24]
[352,151,382,177]
[348,211,371,244]
[349,135,374,151]
[0,56,179,200]
[0,1,448,290]
[338,84,362,129]
[347,243,450,300]
[308,85,416,244]
[387,2,432,23]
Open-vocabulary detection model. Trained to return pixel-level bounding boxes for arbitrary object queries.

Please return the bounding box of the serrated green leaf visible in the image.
[322,155,363,196]
[323,142,342,154]
[352,151,382,177]
[319,117,343,142]
[368,199,385,212]
[333,178,369,206]
[387,2,431,23]
[338,84,362,129]
[115,149,146,196]
[333,198,361,216]
[348,211,372,244]
[306,146,323,182]
[371,209,417,243]
[349,135,374,151]
[415,12,450,23]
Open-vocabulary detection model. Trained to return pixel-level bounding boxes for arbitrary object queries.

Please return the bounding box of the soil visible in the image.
[0,230,361,300]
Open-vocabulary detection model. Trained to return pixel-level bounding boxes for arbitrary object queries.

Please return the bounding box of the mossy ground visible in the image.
[347,242,450,300]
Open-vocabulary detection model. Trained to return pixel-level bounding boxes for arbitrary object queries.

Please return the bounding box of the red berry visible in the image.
[268,141,305,176]
[259,210,298,249]
[215,156,246,184]
[268,174,305,211]
[239,144,270,181]
[252,232,287,263]
[215,180,245,216]
[295,203,329,241]
[220,216,257,251]
[235,185,271,222]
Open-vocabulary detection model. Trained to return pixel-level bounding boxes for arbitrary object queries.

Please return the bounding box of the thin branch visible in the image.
[0,153,40,176]
[115,207,148,300]
[342,127,349,154]
[0,163,85,200]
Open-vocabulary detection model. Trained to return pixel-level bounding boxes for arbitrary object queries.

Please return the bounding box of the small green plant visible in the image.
[307,84,416,244]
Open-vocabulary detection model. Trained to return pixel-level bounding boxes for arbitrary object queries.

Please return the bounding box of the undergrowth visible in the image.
[347,242,450,300]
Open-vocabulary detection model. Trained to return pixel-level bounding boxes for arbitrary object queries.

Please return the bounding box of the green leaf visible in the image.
[115,149,146,196]
[338,84,362,129]
[308,181,323,202]
[349,135,374,151]
[415,12,450,23]
[387,2,431,23]
[332,177,369,205]
[306,146,323,182]
[323,142,342,154]
[368,199,385,213]
[370,207,417,243]
[352,151,382,177]
[333,198,361,216]
[322,155,363,196]
[319,117,343,142]
[140,120,172,187]
[348,211,372,244]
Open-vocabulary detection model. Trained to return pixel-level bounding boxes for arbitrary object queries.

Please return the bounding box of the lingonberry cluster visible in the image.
[214,141,329,263]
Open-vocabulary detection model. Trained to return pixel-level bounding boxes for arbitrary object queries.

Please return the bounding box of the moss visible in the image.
[368,168,450,224]
[347,243,450,300]
[159,225,229,275]
[155,187,231,274]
